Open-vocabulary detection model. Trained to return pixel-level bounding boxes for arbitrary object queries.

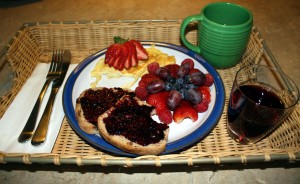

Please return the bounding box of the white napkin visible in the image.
[0,63,77,153]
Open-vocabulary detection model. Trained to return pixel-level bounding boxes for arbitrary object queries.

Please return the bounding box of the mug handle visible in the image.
[180,14,203,54]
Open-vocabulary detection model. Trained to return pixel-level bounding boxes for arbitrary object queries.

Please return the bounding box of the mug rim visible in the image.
[201,2,253,28]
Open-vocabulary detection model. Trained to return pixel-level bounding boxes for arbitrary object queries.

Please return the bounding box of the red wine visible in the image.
[227,85,285,144]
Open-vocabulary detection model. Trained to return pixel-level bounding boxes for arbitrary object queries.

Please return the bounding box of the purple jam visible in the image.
[103,96,169,146]
[76,88,135,125]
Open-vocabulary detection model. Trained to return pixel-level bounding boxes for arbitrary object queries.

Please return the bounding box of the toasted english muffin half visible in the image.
[97,95,169,155]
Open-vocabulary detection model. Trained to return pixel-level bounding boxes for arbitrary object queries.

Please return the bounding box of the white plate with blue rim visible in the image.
[63,41,225,157]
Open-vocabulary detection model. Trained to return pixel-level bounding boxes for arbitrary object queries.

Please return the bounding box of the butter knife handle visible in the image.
[31,87,59,146]
[18,80,51,143]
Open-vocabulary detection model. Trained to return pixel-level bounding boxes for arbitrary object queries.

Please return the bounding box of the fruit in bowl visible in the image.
[135,59,214,124]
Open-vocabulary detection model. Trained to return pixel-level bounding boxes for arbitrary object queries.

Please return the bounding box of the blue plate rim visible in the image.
[63,41,225,157]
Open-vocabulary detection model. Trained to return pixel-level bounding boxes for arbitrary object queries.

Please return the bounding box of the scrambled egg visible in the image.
[90,44,176,88]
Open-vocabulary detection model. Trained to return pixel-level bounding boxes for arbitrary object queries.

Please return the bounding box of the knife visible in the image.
[31,50,71,146]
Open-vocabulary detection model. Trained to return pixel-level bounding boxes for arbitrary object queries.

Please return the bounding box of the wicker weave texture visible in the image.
[1,20,299,165]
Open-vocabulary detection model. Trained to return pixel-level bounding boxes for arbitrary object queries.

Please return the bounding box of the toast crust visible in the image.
[98,95,169,155]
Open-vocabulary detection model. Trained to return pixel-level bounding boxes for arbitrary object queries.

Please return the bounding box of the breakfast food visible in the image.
[105,36,148,71]
[135,59,214,124]
[76,41,215,155]
[90,44,176,88]
[98,95,169,155]
[75,87,135,134]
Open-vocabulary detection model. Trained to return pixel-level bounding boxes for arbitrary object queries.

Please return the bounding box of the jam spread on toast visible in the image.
[77,88,135,125]
[103,96,168,146]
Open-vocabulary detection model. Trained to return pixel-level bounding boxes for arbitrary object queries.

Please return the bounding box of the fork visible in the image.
[31,50,71,146]
[18,50,63,143]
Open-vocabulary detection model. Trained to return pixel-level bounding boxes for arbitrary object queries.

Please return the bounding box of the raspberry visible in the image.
[156,109,173,124]
[195,100,209,113]
[204,73,214,87]
[138,80,148,88]
[135,85,149,100]
[147,62,160,75]
[140,73,160,86]
[138,73,160,89]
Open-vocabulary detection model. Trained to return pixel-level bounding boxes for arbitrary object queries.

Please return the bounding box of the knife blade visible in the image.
[31,50,71,146]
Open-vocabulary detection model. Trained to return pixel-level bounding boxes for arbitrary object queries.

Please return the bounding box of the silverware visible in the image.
[31,50,71,146]
[18,50,63,143]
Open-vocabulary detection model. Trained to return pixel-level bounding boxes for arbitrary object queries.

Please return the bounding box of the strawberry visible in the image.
[164,64,180,78]
[146,91,170,111]
[116,44,130,71]
[112,55,121,69]
[203,73,214,87]
[125,41,138,68]
[106,44,122,67]
[105,36,148,70]
[197,86,211,103]
[194,100,209,113]
[129,40,149,60]
[156,109,173,124]
[173,100,198,123]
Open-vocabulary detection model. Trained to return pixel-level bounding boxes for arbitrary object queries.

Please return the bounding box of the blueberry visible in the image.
[179,88,188,99]
[167,77,176,84]
[187,83,196,89]
[184,74,191,83]
[164,82,173,91]
[172,83,181,91]
[176,78,184,85]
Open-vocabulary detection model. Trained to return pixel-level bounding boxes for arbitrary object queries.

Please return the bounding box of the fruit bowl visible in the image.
[63,41,225,157]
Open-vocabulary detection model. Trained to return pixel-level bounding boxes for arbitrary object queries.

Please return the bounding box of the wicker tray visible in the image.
[0,20,299,166]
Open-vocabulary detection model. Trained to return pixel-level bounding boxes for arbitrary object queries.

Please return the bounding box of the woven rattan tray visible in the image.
[0,20,299,166]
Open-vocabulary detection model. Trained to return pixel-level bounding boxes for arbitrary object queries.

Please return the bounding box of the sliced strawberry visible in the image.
[124,42,136,69]
[107,45,122,67]
[130,40,148,60]
[112,55,122,70]
[146,91,170,111]
[105,44,116,64]
[131,55,138,67]
[173,100,198,123]
[156,109,173,124]
[105,37,149,70]
[123,43,133,70]
[117,45,131,71]
[125,41,138,67]
[105,44,123,64]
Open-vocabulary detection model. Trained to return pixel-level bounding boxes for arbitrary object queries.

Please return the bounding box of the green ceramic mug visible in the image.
[180,2,253,68]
